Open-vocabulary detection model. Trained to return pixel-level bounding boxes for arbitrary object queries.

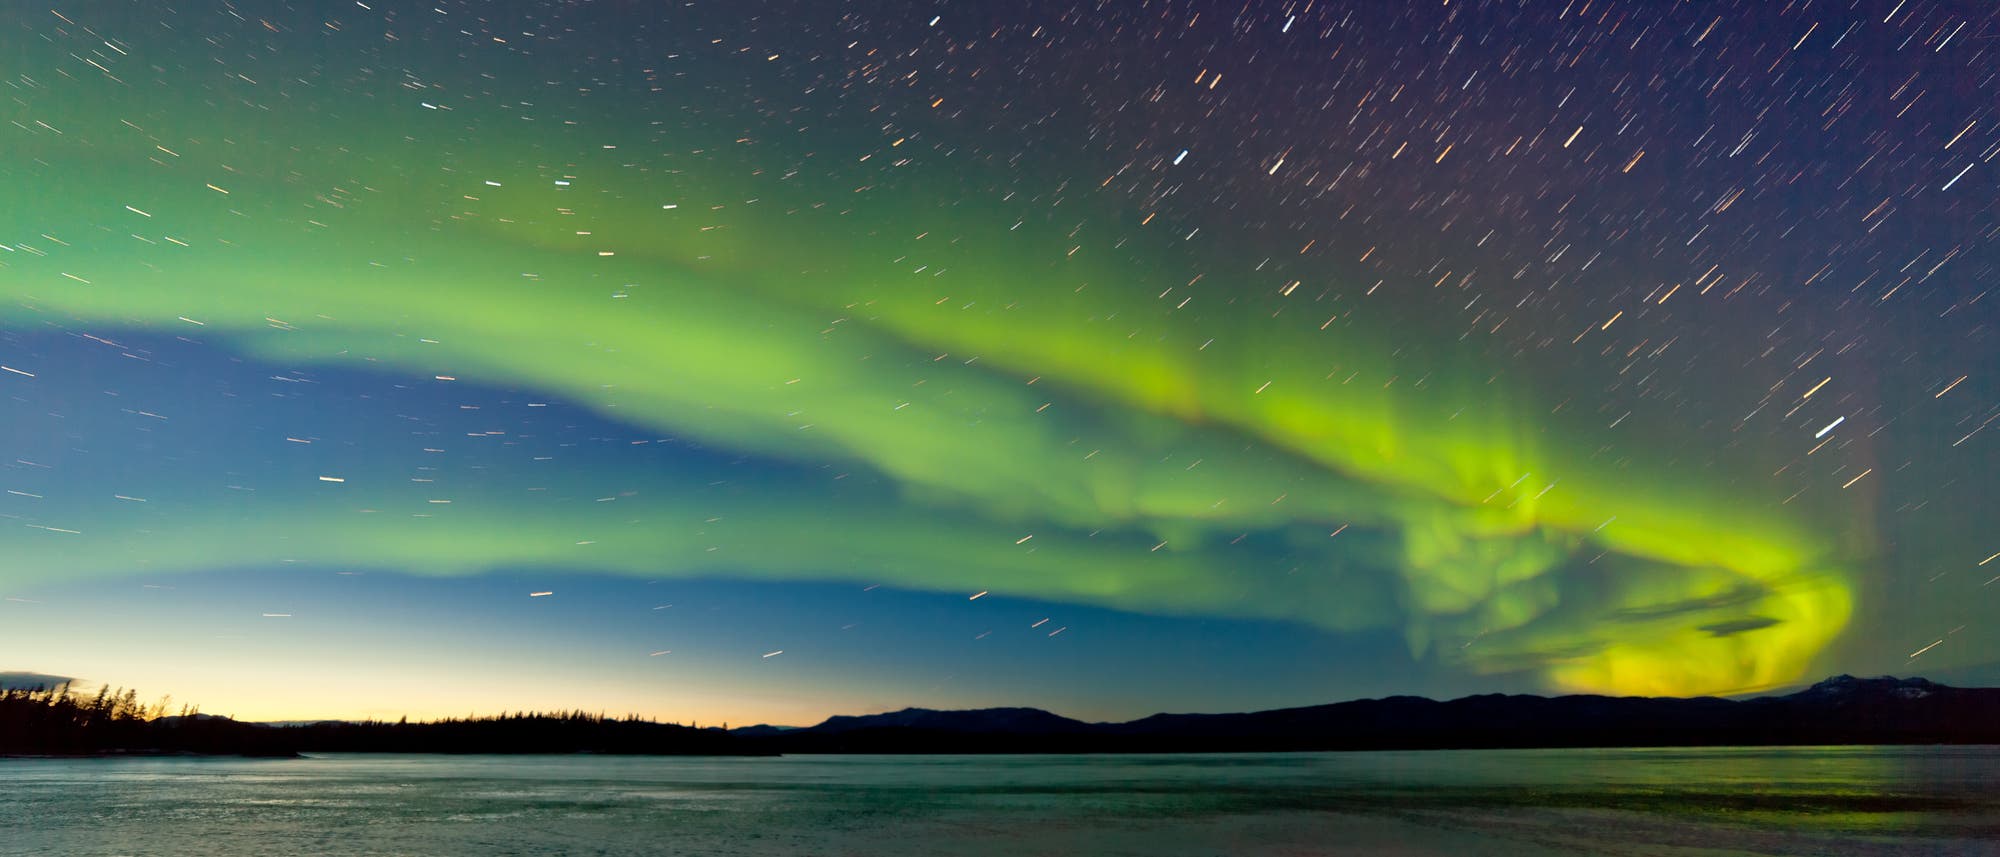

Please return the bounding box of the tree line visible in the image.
[0,683,761,757]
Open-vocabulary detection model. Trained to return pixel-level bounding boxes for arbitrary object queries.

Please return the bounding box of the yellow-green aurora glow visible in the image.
[0,10,1880,700]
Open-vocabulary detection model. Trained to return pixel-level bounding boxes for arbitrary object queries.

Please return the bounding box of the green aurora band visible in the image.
[0,37,1865,698]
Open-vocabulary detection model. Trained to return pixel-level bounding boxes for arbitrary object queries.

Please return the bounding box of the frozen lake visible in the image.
[4,747,1996,856]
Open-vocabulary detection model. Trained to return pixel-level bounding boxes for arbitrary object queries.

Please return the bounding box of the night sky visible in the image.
[2,0,1995,726]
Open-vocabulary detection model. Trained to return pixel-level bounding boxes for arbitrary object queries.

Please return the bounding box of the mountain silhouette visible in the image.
[739,675,2000,753]
[9,675,1996,756]
[811,707,1095,735]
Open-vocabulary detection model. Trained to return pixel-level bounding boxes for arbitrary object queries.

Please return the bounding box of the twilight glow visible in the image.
[2,0,1992,723]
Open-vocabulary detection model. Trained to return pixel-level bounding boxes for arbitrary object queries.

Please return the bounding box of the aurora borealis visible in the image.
[2,0,1995,724]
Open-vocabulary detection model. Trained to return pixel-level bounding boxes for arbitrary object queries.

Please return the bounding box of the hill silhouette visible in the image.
[739,675,2000,753]
[5,675,1995,757]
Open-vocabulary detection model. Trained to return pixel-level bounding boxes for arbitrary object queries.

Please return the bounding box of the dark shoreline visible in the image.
[7,674,1996,759]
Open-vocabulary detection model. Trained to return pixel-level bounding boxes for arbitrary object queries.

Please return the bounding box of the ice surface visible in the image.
[2,748,1995,856]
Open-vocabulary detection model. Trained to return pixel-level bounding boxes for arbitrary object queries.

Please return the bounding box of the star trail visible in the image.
[1,0,1994,723]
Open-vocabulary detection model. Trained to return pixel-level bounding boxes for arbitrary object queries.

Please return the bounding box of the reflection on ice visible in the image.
[2,747,1995,856]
